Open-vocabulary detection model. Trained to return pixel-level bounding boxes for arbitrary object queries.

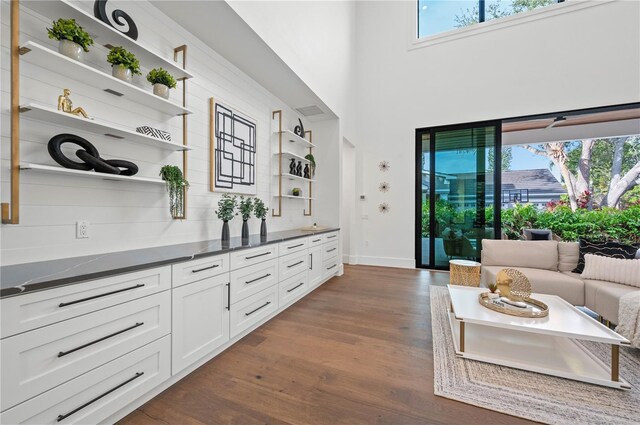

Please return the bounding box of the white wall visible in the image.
[341,138,355,263]
[0,0,339,265]
[353,0,640,268]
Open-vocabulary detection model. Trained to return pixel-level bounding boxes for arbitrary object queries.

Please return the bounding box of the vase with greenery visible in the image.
[254,198,268,239]
[238,196,254,243]
[107,46,140,83]
[147,67,177,99]
[159,165,188,218]
[215,194,237,243]
[47,18,94,61]
[305,153,316,177]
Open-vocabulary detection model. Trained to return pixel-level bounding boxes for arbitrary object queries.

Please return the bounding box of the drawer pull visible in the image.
[57,322,144,358]
[192,264,219,273]
[246,273,271,284]
[287,260,304,268]
[327,264,337,270]
[287,282,305,293]
[245,251,271,260]
[56,372,144,422]
[312,238,321,243]
[226,283,230,311]
[310,253,313,270]
[287,243,304,249]
[327,235,337,239]
[245,301,271,317]
[58,284,145,307]
[326,248,337,253]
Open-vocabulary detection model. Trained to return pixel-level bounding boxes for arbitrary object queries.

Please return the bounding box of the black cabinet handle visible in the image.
[245,251,271,260]
[287,282,304,293]
[246,273,271,284]
[245,301,271,316]
[327,235,337,239]
[287,260,304,268]
[310,253,313,270]
[58,322,144,357]
[56,372,144,422]
[192,264,219,273]
[326,248,337,253]
[327,264,337,270]
[59,284,145,307]
[226,283,230,311]
[312,239,321,243]
[287,243,304,249]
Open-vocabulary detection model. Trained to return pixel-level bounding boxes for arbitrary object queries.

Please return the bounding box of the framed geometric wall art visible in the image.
[209,97,257,195]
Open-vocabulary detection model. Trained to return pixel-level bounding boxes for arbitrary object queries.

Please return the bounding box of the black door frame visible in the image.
[415,120,502,270]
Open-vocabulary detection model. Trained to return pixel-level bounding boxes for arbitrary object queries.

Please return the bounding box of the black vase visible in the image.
[221,220,230,243]
[260,218,267,240]
[289,158,296,175]
[242,219,249,244]
[303,164,310,179]
[296,161,303,176]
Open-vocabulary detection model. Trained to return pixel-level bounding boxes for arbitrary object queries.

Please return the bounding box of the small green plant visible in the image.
[488,282,498,294]
[305,153,316,175]
[253,198,268,220]
[238,196,253,221]
[159,165,188,217]
[292,188,302,196]
[215,194,237,222]
[47,18,94,52]
[146,67,177,89]
[107,46,141,74]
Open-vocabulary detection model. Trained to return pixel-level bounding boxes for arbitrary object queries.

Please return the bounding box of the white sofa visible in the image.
[481,240,640,324]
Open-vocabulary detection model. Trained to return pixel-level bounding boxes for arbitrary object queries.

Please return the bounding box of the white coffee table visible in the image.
[447,285,631,389]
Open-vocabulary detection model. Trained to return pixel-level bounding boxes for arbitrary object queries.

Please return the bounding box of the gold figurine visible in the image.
[58,89,90,119]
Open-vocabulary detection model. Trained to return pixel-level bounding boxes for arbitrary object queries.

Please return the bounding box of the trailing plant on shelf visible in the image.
[107,46,141,82]
[159,165,188,218]
[47,18,94,61]
[253,198,269,239]
[215,194,238,243]
[239,196,254,243]
[147,67,177,99]
[304,153,316,177]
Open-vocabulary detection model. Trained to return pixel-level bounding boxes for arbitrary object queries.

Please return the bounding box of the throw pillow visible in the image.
[572,239,640,274]
[530,230,552,241]
[581,254,640,288]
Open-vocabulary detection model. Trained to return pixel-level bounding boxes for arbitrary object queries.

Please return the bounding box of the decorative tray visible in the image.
[478,292,549,318]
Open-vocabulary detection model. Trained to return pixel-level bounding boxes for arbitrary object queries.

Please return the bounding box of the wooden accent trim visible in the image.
[272,110,283,217]
[209,97,215,192]
[612,344,619,382]
[304,130,312,216]
[173,45,188,220]
[459,321,465,353]
[3,0,20,224]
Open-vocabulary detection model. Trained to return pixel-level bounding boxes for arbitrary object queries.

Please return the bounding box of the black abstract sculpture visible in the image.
[289,158,296,175]
[296,161,303,177]
[94,0,139,40]
[294,118,305,138]
[48,134,138,176]
[303,164,310,179]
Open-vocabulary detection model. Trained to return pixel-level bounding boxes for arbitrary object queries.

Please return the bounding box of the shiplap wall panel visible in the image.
[0,0,319,265]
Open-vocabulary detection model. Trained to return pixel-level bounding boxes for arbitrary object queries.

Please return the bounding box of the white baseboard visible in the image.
[350,255,415,269]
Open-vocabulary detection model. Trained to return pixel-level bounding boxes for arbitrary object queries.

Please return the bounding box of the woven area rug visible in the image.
[430,286,640,425]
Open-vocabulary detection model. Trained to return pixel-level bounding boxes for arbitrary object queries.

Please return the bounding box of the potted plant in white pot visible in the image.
[146,67,177,99]
[107,46,140,83]
[47,18,94,62]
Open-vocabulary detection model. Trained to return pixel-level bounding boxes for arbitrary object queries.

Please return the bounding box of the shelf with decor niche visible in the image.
[278,195,315,200]
[19,163,166,184]
[274,173,315,183]
[24,0,193,81]
[274,130,317,148]
[20,103,192,151]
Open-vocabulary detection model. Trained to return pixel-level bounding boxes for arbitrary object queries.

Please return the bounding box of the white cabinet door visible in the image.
[279,271,308,309]
[279,250,309,282]
[229,285,278,339]
[308,245,323,289]
[172,273,230,375]
[323,240,339,262]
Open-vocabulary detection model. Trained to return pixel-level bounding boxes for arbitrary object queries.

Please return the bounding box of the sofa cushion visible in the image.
[583,279,640,324]
[572,239,639,274]
[482,265,584,306]
[558,242,579,272]
[581,254,640,288]
[481,240,558,271]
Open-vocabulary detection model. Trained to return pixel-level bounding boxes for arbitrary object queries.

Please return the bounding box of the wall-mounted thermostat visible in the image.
[360,194,366,200]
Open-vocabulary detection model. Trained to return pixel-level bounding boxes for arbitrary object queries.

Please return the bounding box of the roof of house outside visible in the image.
[426,169,566,194]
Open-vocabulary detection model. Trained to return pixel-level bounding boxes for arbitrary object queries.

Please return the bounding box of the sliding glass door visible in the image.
[416,122,501,269]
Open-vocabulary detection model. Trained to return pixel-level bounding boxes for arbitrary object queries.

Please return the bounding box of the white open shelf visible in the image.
[20,41,193,117]
[273,151,310,163]
[20,163,165,185]
[24,0,193,81]
[278,195,315,200]
[20,103,191,152]
[275,173,315,183]
[275,130,316,147]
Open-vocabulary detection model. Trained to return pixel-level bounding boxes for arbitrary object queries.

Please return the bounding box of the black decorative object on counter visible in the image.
[48,134,138,176]
[296,161,303,177]
[94,0,139,40]
[303,164,310,179]
[221,221,230,245]
[241,220,249,244]
[294,118,305,138]
[289,158,297,175]
[260,219,267,240]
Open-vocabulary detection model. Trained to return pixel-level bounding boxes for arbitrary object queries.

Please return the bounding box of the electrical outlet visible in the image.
[76,221,90,239]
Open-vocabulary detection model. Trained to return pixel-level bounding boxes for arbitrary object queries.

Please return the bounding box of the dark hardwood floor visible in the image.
[119,265,534,425]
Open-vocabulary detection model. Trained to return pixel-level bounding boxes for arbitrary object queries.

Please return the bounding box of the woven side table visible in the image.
[449,260,481,287]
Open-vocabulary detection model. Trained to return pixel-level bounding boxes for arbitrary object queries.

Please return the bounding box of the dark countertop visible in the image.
[0,228,339,299]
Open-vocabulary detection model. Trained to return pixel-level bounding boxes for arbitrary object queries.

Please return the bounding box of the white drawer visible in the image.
[1,266,171,338]
[230,259,279,304]
[278,271,309,308]
[0,336,171,425]
[278,238,308,255]
[230,285,278,339]
[322,231,339,244]
[308,235,323,247]
[0,291,170,411]
[230,245,278,270]
[323,258,340,279]
[172,253,229,288]
[279,250,309,282]
[323,240,339,262]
